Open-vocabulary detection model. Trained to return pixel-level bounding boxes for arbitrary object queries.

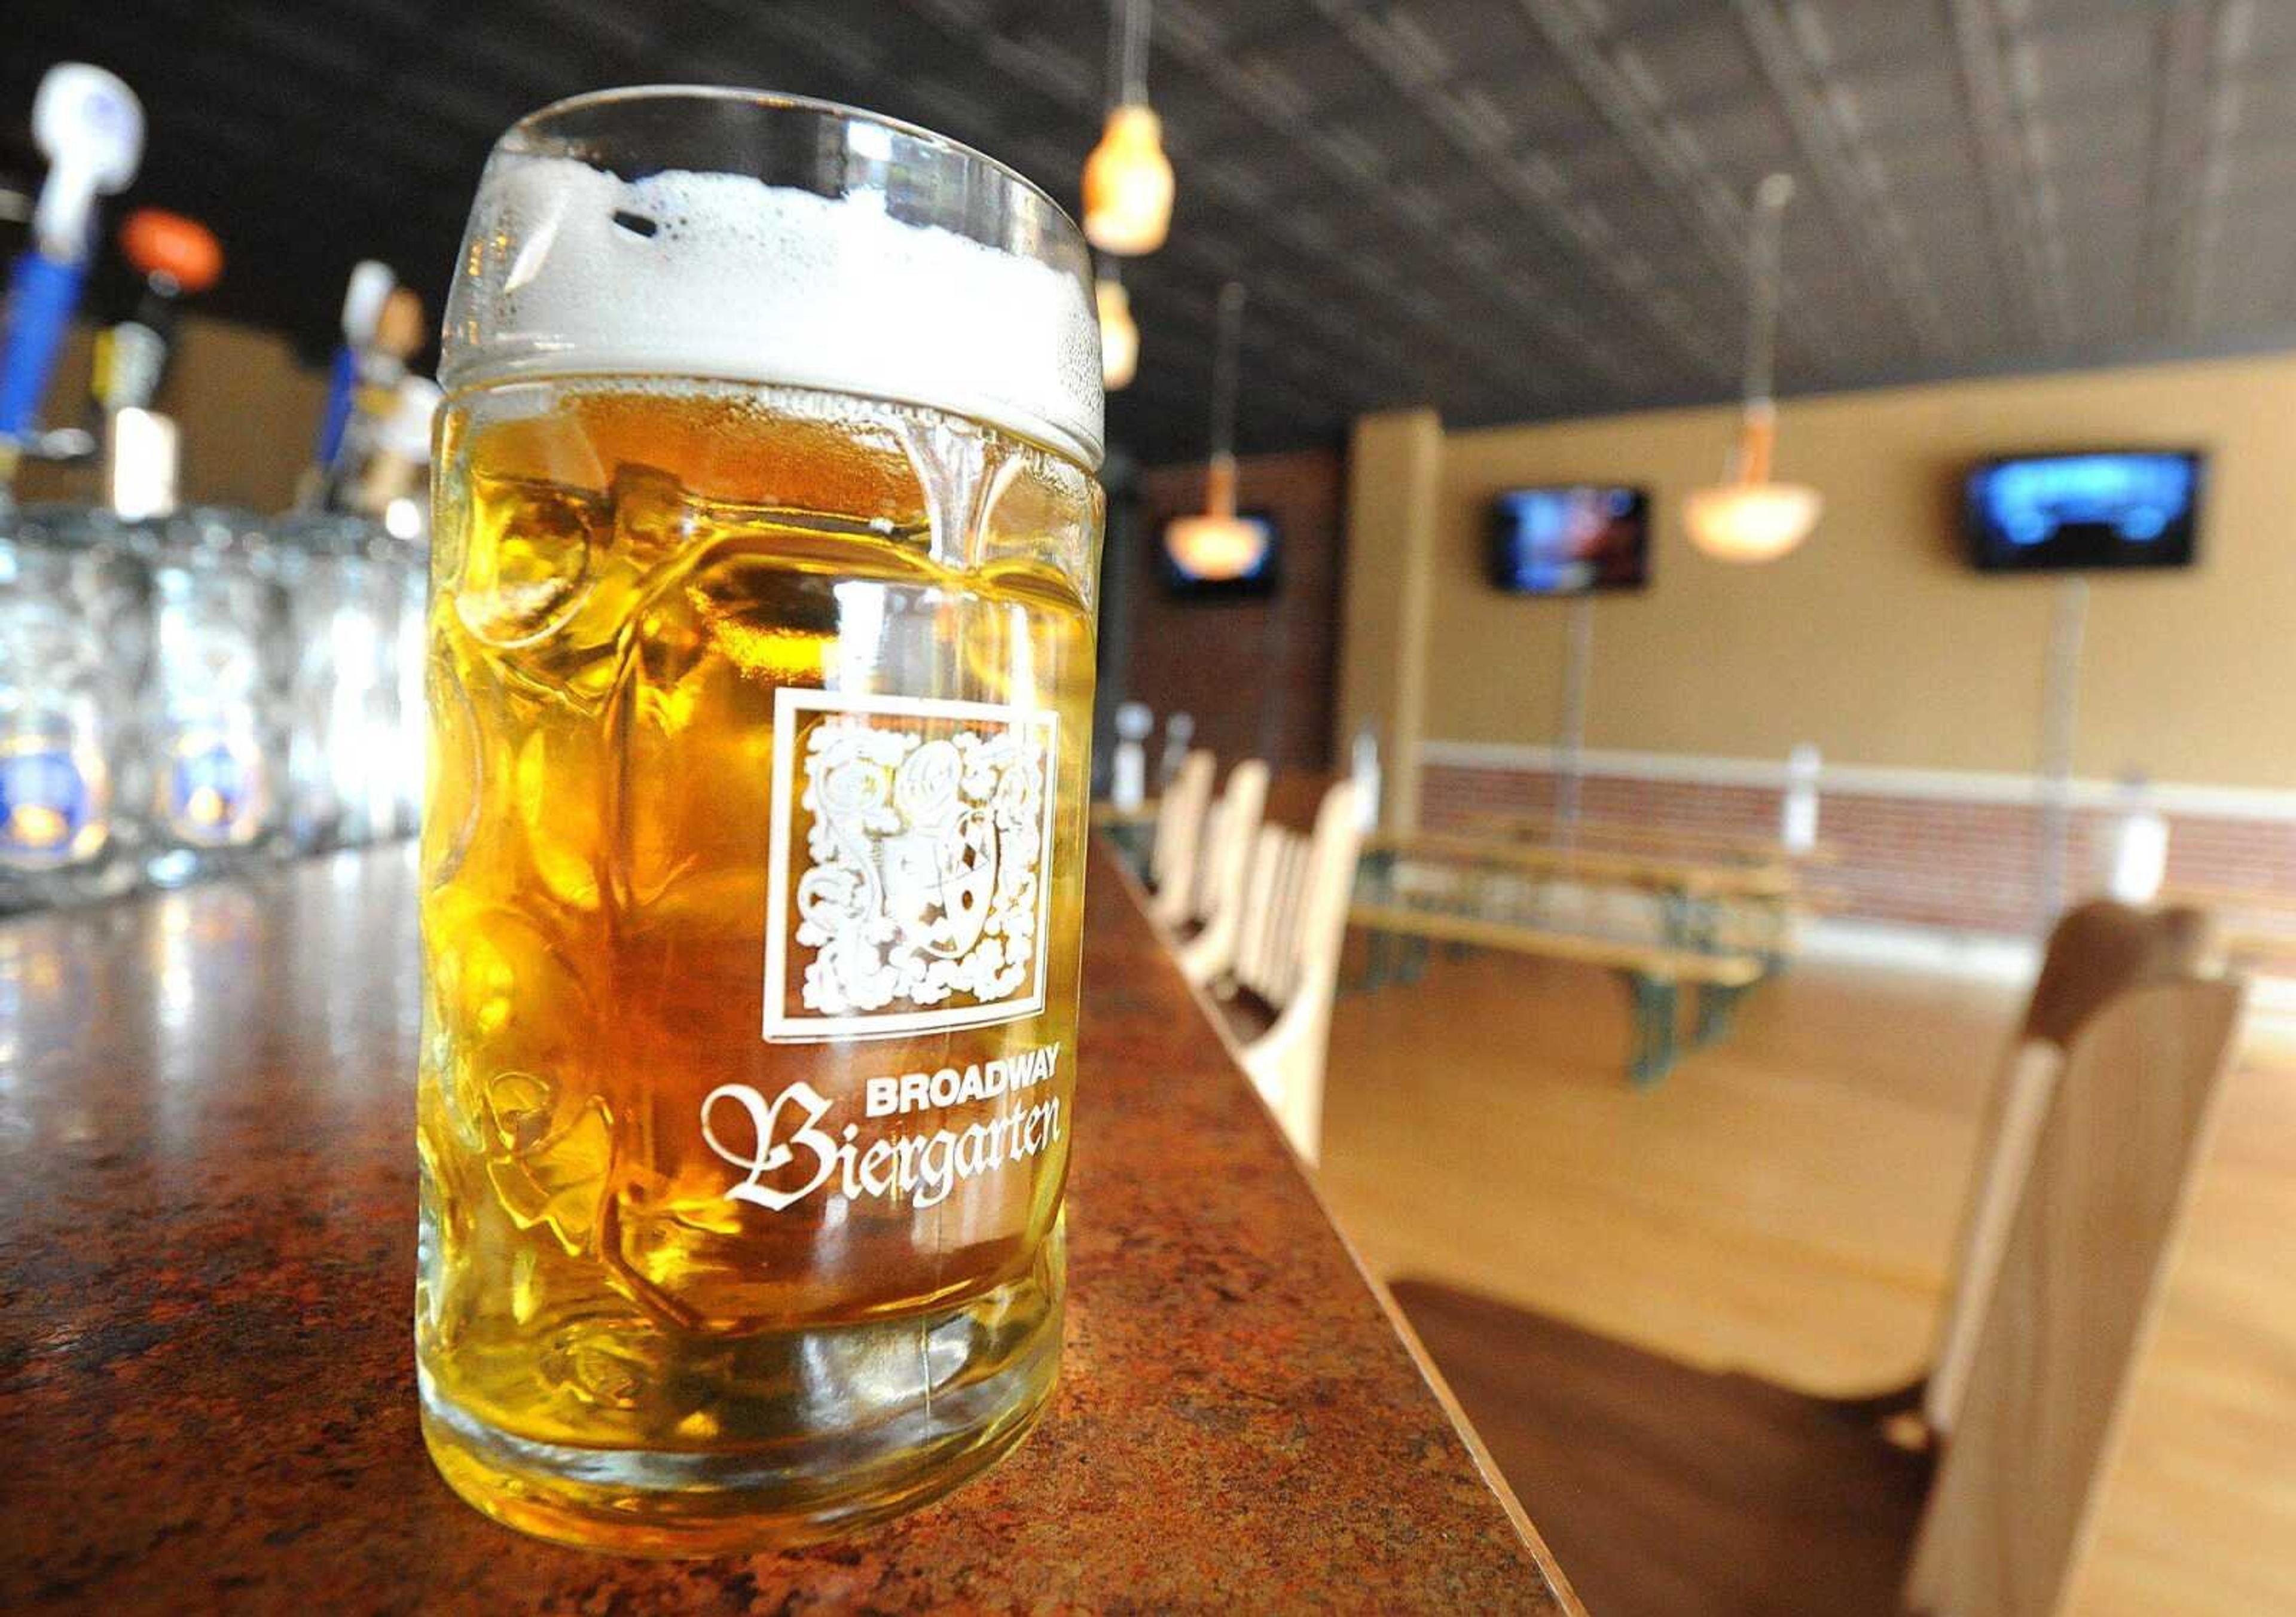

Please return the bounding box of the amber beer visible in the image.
[416,90,1104,1553]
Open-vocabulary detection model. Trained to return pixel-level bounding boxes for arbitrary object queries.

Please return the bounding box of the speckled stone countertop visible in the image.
[2,843,1577,1613]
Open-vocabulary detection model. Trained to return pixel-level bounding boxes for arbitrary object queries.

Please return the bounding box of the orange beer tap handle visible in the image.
[374,286,426,362]
[119,209,223,294]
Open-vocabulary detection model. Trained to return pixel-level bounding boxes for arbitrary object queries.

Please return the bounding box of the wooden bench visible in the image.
[1362,831,1803,974]
[1348,895,1766,1087]
[1465,810,1839,868]
[1370,829,1797,900]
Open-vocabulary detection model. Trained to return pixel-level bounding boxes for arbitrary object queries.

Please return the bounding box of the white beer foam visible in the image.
[442,155,1104,464]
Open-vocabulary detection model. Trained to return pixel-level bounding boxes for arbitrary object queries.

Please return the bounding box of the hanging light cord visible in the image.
[1743,173,1793,408]
[1208,280,1245,458]
[1109,0,1153,108]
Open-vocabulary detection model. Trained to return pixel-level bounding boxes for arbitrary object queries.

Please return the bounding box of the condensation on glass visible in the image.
[414,88,1105,1554]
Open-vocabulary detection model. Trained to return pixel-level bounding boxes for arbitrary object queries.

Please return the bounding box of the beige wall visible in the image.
[1413,351,2296,789]
[13,313,328,514]
[1337,409,1442,828]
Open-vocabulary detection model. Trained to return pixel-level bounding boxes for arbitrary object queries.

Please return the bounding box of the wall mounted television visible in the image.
[1161,510,1280,600]
[1964,450,2205,573]
[1488,485,1650,595]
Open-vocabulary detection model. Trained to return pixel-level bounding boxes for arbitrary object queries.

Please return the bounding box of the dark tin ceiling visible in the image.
[4,0,2292,464]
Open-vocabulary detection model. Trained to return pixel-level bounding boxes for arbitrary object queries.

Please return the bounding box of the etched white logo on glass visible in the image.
[764,690,1058,1042]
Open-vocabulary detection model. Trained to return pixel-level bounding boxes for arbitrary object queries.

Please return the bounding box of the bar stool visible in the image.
[1146,748,1215,931]
[1174,757,1268,987]
[1210,778,1363,1162]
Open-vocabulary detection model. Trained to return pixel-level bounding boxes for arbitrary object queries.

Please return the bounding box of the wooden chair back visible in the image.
[1925,900,2210,1433]
[1174,759,1269,986]
[1907,974,2243,1617]
[1148,750,1216,929]
[1223,780,1363,1161]
[1262,769,1342,835]
[2019,901,2212,1046]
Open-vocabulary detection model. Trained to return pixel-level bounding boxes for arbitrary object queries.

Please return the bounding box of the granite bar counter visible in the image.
[1,842,1577,1612]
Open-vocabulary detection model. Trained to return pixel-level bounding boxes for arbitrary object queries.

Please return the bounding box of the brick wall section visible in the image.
[2158,814,2296,892]
[1422,762,2296,936]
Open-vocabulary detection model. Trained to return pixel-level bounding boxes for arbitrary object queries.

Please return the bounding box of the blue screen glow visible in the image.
[1967,452,2202,570]
[1489,486,1648,594]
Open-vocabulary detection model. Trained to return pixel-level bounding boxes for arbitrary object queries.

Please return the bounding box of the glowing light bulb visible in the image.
[1164,453,1266,582]
[1687,400,1821,563]
[1691,176,1819,564]
[1686,483,1822,562]
[1082,105,1174,255]
[1164,512,1265,580]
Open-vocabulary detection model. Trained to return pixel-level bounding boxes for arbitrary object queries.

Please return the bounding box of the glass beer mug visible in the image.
[0,507,147,910]
[276,512,403,852]
[142,508,289,884]
[416,89,1104,1553]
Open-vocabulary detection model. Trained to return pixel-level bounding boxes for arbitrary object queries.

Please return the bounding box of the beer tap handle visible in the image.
[0,65,143,454]
[119,208,222,295]
[97,209,222,414]
[317,260,395,467]
[372,285,426,377]
[319,283,428,514]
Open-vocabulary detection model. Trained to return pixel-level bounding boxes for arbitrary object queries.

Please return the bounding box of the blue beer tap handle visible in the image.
[316,343,358,466]
[0,249,87,444]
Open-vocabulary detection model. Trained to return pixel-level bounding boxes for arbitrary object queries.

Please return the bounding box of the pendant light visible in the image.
[1686,173,1821,563]
[1097,256,1138,390]
[1083,0,1174,255]
[1164,282,1268,582]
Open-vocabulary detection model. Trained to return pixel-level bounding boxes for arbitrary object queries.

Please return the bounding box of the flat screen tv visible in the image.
[1488,485,1650,595]
[1162,509,1280,600]
[1964,450,2204,573]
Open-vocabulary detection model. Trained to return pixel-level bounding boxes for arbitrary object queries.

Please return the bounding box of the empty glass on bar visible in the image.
[415,88,1104,1554]
[141,508,288,884]
[0,506,148,909]
[276,512,404,852]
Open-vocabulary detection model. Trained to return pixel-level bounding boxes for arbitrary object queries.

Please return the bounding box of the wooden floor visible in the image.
[1317,942,2296,1617]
